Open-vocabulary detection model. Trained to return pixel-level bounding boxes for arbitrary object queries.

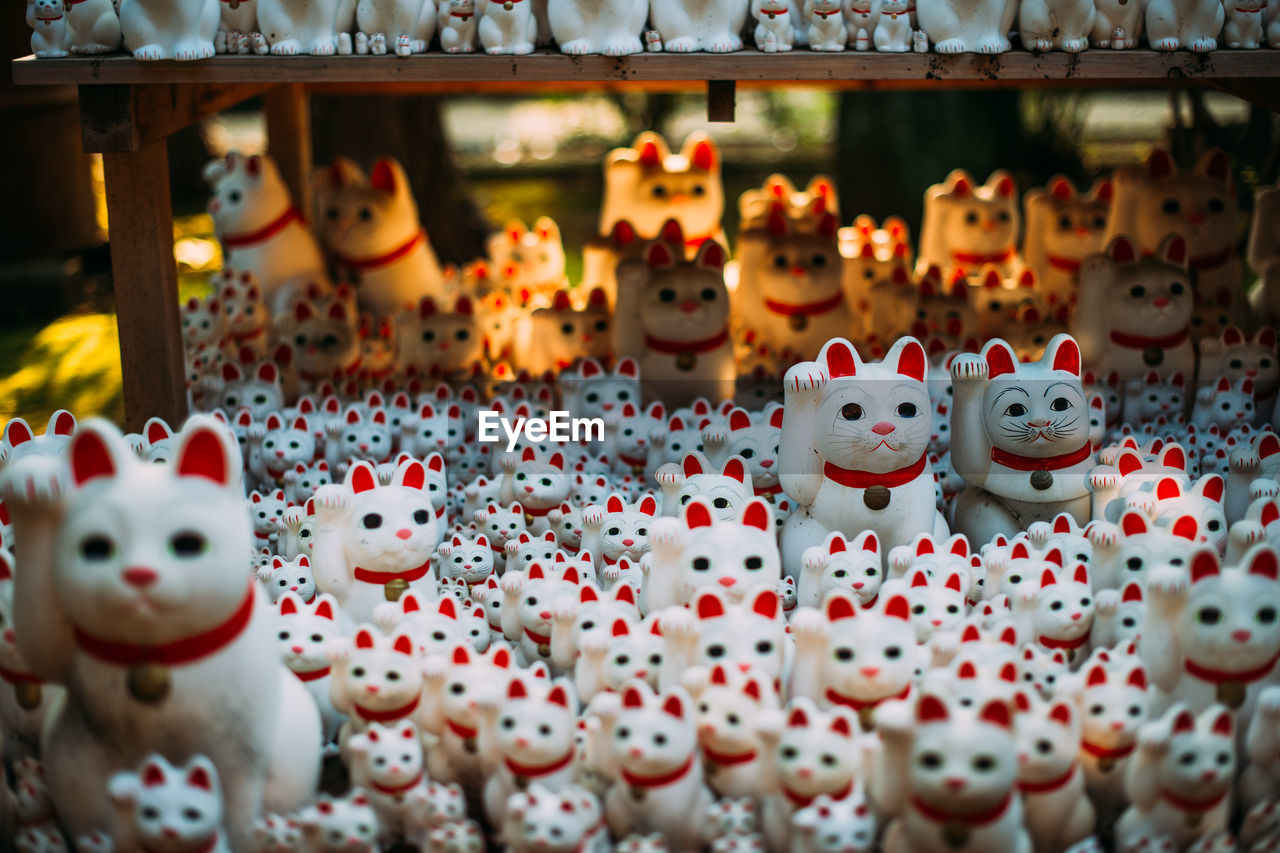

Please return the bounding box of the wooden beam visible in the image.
[707,79,736,122]
[264,83,314,216]
[78,81,268,153]
[102,140,188,432]
[1201,77,1280,114]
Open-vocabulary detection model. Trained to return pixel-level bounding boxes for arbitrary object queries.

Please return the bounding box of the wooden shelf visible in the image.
[12,49,1280,87]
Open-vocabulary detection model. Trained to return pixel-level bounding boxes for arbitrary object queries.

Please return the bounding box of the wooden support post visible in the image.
[102,139,189,433]
[707,79,736,122]
[265,83,315,216]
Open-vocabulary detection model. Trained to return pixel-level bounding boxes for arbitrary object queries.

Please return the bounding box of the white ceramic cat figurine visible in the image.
[918,170,1019,276]
[313,158,445,315]
[0,417,321,848]
[648,0,747,49]
[479,0,537,53]
[798,530,883,608]
[257,0,349,53]
[1070,235,1195,380]
[1145,0,1224,47]
[311,457,441,624]
[299,790,380,853]
[107,755,229,853]
[549,0,648,53]
[600,133,724,244]
[275,591,346,747]
[657,586,788,693]
[915,0,1014,51]
[347,720,429,844]
[204,152,326,314]
[1077,659,1149,830]
[65,0,121,53]
[0,551,62,768]
[355,0,436,54]
[589,681,714,853]
[1021,176,1112,308]
[874,0,914,49]
[328,625,425,752]
[752,0,794,49]
[120,0,218,58]
[438,0,479,49]
[949,335,1094,544]
[807,0,847,47]
[1106,149,1240,319]
[1019,0,1093,49]
[1115,704,1235,849]
[506,784,610,853]
[1091,0,1142,44]
[213,0,266,53]
[780,336,946,576]
[681,663,776,800]
[1222,0,1264,45]
[258,554,316,604]
[614,226,735,408]
[874,693,1030,853]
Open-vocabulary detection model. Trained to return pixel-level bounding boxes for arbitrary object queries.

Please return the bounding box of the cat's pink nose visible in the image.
[292,645,303,654]
[1112,721,1125,731]
[2,630,12,643]
[760,460,773,468]
[853,582,864,589]
[718,577,736,588]
[396,529,412,540]
[798,767,813,778]
[630,747,644,759]
[601,403,614,411]
[1071,613,1082,621]
[365,685,379,695]
[871,421,895,435]
[275,450,285,458]
[1233,629,1252,643]
[524,486,534,493]
[1188,212,1207,225]
[539,611,551,620]
[931,619,941,627]
[517,737,529,748]
[790,266,805,278]
[1153,296,1170,308]
[359,443,369,451]
[680,300,698,313]
[860,667,879,678]
[622,538,635,547]
[1201,770,1217,782]
[122,567,158,588]
[1075,226,1089,237]
[945,777,966,791]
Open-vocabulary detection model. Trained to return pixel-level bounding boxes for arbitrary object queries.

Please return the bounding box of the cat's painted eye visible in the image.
[773,255,788,269]
[278,630,290,641]
[501,716,516,729]
[700,288,718,301]
[996,210,1011,223]
[413,510,430,525]
[560,322,574,335]
[616,726,631,739]
[1161,199,1181,215]
[811,254,827,268]
[657,291,675,308]
[1207,198,1225,214]
[456,330,470,341]
[651,185,667,198]
[357,207,373,221]
[1050,397,1071,412]
[964,211,979,225]
[691,557,710,572]
[1168,282,1185,296]
[691,184,706,197]
[1257,606,1276,625]
[1004,403,1028,417]
[1197,606,1222,625]
[840,403,864,420]
[911,604,925,615]
[781,746,798,760]
[170,532,206,558]
[537,724,552,736]
[918,752,942,769]
[972,755,996,772]
[895,403,917,418]
[989,299,1002,312]
[1129,705,1142,717]
[1129,285,1146,299]
[1057,215,1071,230]
[361,513,383,530]
[352,667,366,678]
[1089,703,1104,715]
[835,647,853,661]
[594,320,608,332]
[756,641,773,654]
[712,497,730,509]
[386,671,401,681]
[1093,216,1106,229]
[1035,739,1053,755]
[706,644,726,658]
[142,806,161,821]
[325,206,339,221]
[1177,752,1195,766]
[80,535,114,562]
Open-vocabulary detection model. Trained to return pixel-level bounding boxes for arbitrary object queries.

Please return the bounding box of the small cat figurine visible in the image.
[581,494,657,578]
[949,335,1094,543]
[614,224,735,407]
[119,0,218,58]
[1106,149,1240,319]
[107,755,229,853]
[873,0,913,49]
[499,449,573,534]
[791,788,877,853]
[1019,0,1093,49]
[276,294,362,385]
[548,0,647,54]
[1197,326,1278,424]
[275,591,346,747]
[1191,376,1255,432]
[479,0,537,53]
[438,0,479,49]
[600,133,724,245]
[574,614,663,702]
[1021,176,1112,309]
[505,784,610,853]
[1076,659,1149,829]
[798,530,883,608]
[299,790,381,853]
[779,336,946,575]
[1144,0,1224,48]
[653,451,752,520]
[313,158,445,316]
[257,0,348,53]
[648,0,746,50]
[1071,235,1194,380]
[258,554,316,604]
[203,152,326,313]
[1115,704,1234,850]
[64,0,121,53]
[347,720,430,844]
[488,218,569,293]
[918,169,1019,277]
[518,290,613,375]
[1012,694,1094,853]
[657,586,788,694]
[328,625,425,752]
[806,0,847,48]
[398,296,483,378]
[752,0,795,50]
[683,664,777,800]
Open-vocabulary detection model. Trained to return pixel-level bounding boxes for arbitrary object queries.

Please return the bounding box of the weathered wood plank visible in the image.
[78,81,267,153]
[707,79,735,121]
[264,83,314,215]
[102,141,189,432]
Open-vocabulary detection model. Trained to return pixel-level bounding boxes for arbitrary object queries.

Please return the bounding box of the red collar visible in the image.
[229,327,265,343]
[702,744,757,767]
[450,9,474,16]
[823,454,927,489]
[221,206,304,249]
[684,233,716,249]
[991,442,1092,472]
[1161,787,1228,813]
[355,693,421,723]
[352,560,431,586]
[36,14,63,20]
[522,504,554,518]
[1038,633,1090,651]
[644,327,730,355]
[953,247,1015,266]
[143,834,219,853]
[1019,764,1077,794]
[881,9,904,14]
[911,789,1014,826]
[524,626,551,647]
[755,483,783,496]
[1190,246,1234,272]
[294,665,330,683]
[764,291,844,319]
[1184,652,1280,686]
[620,453,647,468]
[1047,254,1081,272]
[825,683,910,712]
[761,8,784,15]
[371,771,424,797]
[504,748,574,779]
[0,664,42,686]
[447,717,478,739]
[1108,327,1188,350]
[336,230,425,271]
[74,584,255,667]
[783,778,852,808]
[1081,740,1134,761]
[812,8,840,14]
[621,753,696,789]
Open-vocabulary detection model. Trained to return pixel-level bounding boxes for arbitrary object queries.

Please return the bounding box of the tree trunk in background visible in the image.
[311,95,491,264]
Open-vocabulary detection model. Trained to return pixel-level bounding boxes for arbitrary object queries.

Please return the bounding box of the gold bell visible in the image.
[127,662,172,704]
[1217,680,1246,710]
[14,682,41,711]
[385,578,410,602]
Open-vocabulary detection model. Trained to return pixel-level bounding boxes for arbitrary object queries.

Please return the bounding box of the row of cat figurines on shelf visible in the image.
[24,0,1280,59]
[4,325,1280,852]
[185,132,1280,412]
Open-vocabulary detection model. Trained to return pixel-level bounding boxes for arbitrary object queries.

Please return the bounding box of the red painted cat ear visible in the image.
[979,699,1011,729]
[1045,335,1082,377]
[547,685,570,708]
[661,692,686,719]
[646,241,676,269]
[369,159,400,195]
[1049,176,1073,200]
[695,590,726,620]
[695,239,726,271]
[983,340,1018,379]
[637,137,663,168]
[688,137,717,171]
[175,421,236,487]
[918,695,948,723]
[1147,149,1177,180]
[822,338,859,379]
[1159,235,1189,269]
[893,338,927,383]
[992,173,1015,198]
[1198,148,1231,183]
[186,763,214,791]
[69,423,118,487]
[825,593,856,622]
[142,761,167,787]
[1108,236,1137,264]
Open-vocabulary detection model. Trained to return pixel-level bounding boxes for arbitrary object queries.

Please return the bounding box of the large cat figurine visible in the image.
[949,335,1094,543]
[257,0,349,53]
[1106,148,1241,322]
[311,457,441,624]
[780,336,947,575]
[548,0,648,53]
[355,0,436,53]
[917,169,1020,277]
[203,152,327,315]
[614,223,735,407]
[1021,175,1112,310]
[648,0,747,50]
[915,0,1015,53]
[120,0,219,58]
[312,157,446,316]
[1070,234,1194,380]
[600,132,724,245]
[0,417,320,848]
[107,755,228,853]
